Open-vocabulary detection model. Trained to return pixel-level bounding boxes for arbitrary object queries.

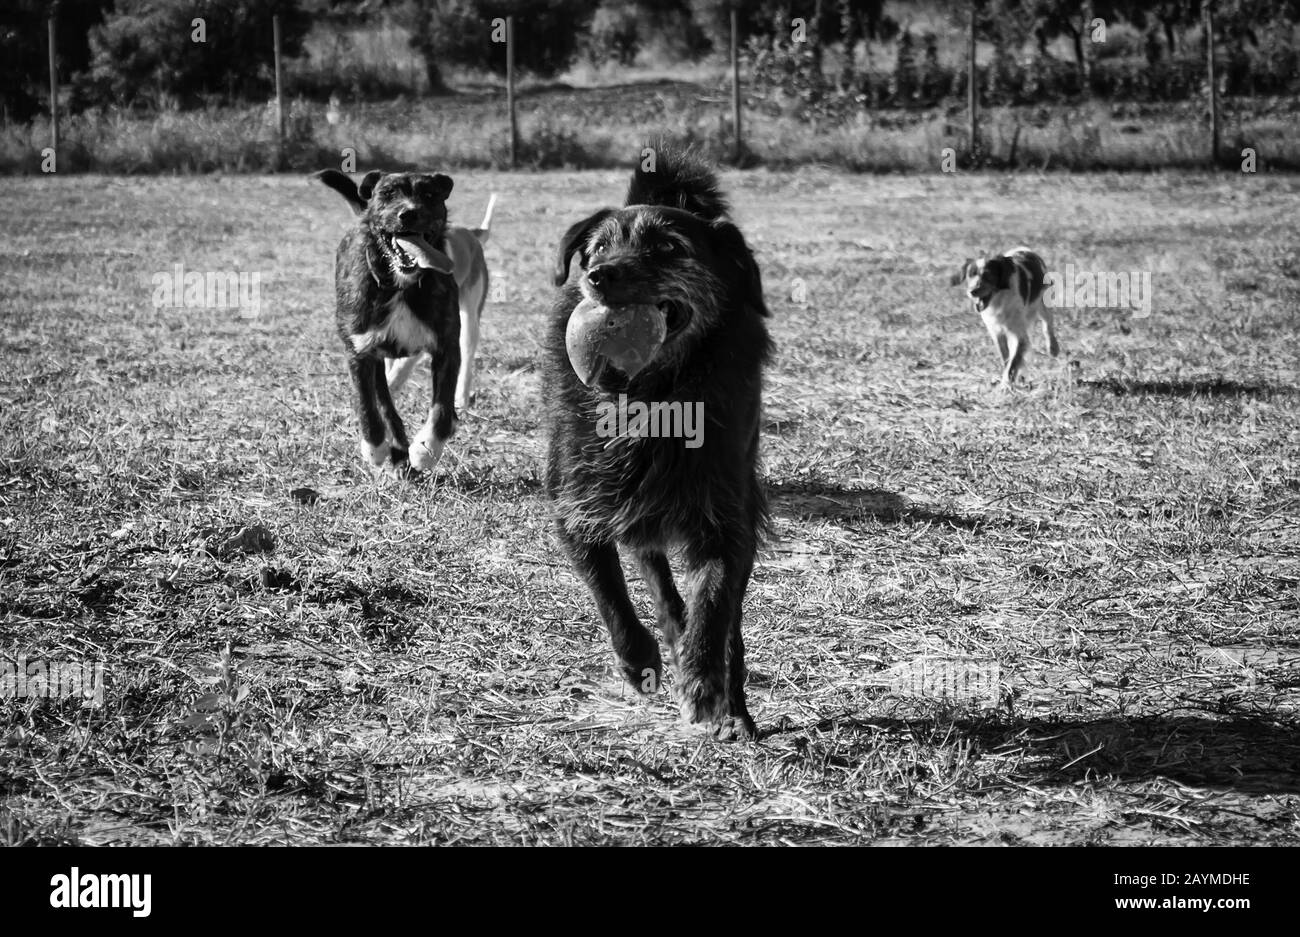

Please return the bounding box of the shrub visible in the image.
[511,120,598,169]
[1,0,113,121]
[79,0,310,108]
[408,0,596,85]
[1092,24,1146,61]
[585,1,642,67]
[1255,26,1300,95]
[892,29,917,104]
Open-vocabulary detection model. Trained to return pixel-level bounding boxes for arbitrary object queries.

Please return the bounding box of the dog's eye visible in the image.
[589,243,606,256]
[655,241,677,255]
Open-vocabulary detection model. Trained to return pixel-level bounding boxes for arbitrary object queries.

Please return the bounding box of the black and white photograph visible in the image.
[1,0,1297,884]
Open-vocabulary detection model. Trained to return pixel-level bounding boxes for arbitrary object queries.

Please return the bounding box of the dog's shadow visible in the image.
[766,713,1300,794]
[1079,376,1295,398]
[768,481,1039,533]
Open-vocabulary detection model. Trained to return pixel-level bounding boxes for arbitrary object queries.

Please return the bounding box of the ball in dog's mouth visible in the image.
[565,298,669,387]
[388,233,455,275]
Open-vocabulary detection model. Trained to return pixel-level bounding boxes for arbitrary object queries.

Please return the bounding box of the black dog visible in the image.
[543,144,772,740]
[313,169,460,475]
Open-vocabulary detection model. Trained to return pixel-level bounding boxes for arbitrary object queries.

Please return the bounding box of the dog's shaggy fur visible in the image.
[314,169,461,474]
[952,246,1061,387]
[543,143,772,740]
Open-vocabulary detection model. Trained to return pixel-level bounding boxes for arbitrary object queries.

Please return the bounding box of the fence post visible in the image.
[967,2,978,155]
[507,15,518,169]
[273,15,285,159]
[1205,1,1219,169]
[730,5,742,163]
[48,14,59,156]
[1081,0,1094,88]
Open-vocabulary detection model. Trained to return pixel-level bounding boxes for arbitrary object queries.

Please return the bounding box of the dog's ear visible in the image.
[711,221,768,317]
[358,170,384,202]
[312,169,367,216]
[949,258,974,286]
[989,257,1013,290]
[554,209,614,286]
[422,173,454,200]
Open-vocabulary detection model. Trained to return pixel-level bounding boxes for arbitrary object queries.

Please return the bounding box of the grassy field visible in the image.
[1,168,1298,845]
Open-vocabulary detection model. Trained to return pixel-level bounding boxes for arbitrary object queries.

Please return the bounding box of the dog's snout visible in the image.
[398,208,425,228]
[586,263,624,288]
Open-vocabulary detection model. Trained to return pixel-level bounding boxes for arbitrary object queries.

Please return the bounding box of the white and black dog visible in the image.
[387,194,495,410]
[952,246,1060,387]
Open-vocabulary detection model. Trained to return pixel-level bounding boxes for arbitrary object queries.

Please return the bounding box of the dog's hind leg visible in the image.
[410,346,459,472]
[455,302,481,411]
[563,534,664,692]
[455,263,487,411]
[635,548,685,660]
[386,354,424,396]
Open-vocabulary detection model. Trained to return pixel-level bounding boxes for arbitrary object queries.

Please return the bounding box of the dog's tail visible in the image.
[624,140,729,221]
[472,193,497,245]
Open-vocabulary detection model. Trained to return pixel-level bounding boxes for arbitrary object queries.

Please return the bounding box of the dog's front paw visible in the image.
[676,669,729,726]
[712,711,758,742]
[360,439,391,467]
[677,670,757,740]
[409,431,446,472]
[618,641,664,696]
[381,450,414,480]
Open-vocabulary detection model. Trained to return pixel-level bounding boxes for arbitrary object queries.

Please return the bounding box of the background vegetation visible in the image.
[1,0,1298,172]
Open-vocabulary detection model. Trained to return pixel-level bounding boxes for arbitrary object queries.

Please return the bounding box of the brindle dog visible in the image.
[314,169,460,475]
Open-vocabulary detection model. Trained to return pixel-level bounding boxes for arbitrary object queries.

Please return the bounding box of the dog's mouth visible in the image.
[385,232,454,276]
[660,299,690,335]
[969,287,992,311]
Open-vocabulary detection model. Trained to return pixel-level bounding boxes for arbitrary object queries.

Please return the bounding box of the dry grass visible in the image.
[1,170,1298,845]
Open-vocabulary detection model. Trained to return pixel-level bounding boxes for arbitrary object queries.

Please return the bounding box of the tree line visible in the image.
[2,0,1297,119]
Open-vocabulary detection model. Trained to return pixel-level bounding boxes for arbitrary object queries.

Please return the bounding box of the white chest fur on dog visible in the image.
[349,294,438,357]
[978,289,1036,330]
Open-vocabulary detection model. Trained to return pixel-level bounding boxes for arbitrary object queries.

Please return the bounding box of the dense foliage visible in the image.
[1,0,1296,115]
